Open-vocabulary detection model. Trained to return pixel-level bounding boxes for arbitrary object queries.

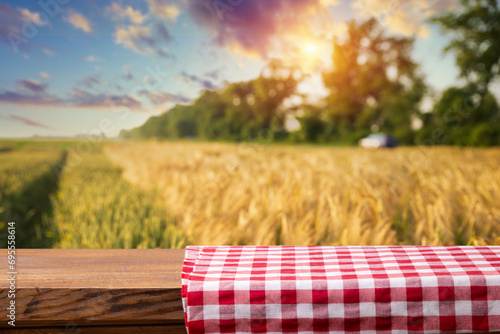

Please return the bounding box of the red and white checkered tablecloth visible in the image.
[181,246,500,333]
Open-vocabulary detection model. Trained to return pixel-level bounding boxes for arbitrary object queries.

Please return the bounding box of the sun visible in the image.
[287,39,325,71]
[304,43,318,54]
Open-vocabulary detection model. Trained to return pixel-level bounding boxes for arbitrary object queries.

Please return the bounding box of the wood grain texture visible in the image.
[0,249,185,329]
[1,324,187,333]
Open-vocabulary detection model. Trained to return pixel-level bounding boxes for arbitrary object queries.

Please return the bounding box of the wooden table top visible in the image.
[0,249,186,329]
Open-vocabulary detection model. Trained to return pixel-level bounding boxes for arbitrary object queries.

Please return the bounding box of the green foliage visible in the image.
[322,18,426,144]
[417,84,500,146]
[294,112,328,143]
[431,0,500,89]
[418,0,500,147]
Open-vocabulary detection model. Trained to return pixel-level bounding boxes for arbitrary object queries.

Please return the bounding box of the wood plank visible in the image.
[1,324,187,333]
[0,249,185,328]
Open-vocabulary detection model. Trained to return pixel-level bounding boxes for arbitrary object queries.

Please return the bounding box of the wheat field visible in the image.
[52,152,186,248]
[104,142,500,247]
[1,141,498,248]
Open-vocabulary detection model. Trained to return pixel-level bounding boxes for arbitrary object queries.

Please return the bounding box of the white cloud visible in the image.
[114,22,173,56]
[39,72,51,80]
[147,0,180,21]
[106,2,148,24]
[0,82,145,110]
[122,65,134,80]
[138,89,190,106]
[351,0,458,38]
[18,8,47,26]
[17,79,47,94]
[65,8,92,33]
[115,25,155,55]
[43,48,54,57]
[319,0,340,6]
[85,55,97,62]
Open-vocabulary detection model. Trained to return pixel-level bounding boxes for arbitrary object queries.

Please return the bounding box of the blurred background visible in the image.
[0,0,499,248]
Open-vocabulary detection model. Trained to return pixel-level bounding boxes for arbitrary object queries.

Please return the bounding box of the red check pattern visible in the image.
[181,246,500,333]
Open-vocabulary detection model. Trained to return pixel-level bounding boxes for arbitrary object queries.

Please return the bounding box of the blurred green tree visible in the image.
[431,0,500,91]
[322,18,427,144]
[418,0,500,146]
[417,84,500,146]
[292,104,328,143]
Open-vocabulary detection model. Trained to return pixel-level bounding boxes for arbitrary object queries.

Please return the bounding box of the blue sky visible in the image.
[0,0,463,138]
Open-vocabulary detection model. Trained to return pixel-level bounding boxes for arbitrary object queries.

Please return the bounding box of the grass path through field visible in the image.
[0,149,67,248]
[52,151,186,248]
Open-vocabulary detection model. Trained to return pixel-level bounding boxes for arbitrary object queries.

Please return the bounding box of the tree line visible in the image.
[121,0,500,146]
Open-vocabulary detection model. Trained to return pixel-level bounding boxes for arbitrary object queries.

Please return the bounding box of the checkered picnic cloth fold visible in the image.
[181,246,500,333]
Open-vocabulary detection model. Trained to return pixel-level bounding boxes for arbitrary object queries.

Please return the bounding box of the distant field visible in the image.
[1,140,499,248]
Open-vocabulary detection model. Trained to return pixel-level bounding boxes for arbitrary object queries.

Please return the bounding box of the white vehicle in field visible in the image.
[359,133,399,149]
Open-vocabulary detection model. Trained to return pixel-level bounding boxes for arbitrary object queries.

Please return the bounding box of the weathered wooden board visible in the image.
[1,324,187,333]
[0,249,186,329]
